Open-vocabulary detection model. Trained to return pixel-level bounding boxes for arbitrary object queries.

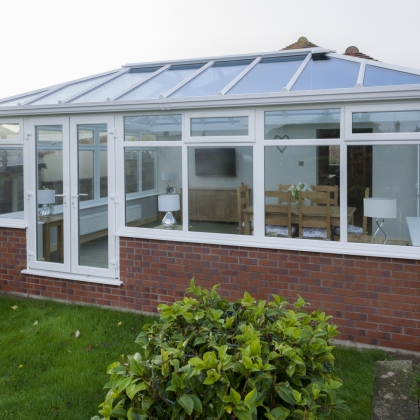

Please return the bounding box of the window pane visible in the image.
[0,124,19,140]
[119,65,201,100]
[0,148,24,218]
[228,56,305,95]
[265,145,340,240]
[352,111,420,134]
[364,65,420,87]
[0,92,47,107]
[265,109,340,139]
[100,150,108,198]
[124,115,182,141]
[347,145,416,246]
[291,57,359,91]
[188,146,253,235]
[170,60,253,98]
[191,116,248,137]
[73,69,159,103]
[32,74,115,105]
[37,126,63,142]
[125,147,182,229]
[79,151,94,201]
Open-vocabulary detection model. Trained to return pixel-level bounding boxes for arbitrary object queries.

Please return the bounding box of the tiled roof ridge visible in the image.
[282,36,318,50]
[344,46,378,61]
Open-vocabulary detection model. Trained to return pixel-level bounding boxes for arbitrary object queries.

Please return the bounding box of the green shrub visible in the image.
[92,279,348,420]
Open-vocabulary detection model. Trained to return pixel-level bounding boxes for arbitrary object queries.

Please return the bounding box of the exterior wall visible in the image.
[1,226,420,353]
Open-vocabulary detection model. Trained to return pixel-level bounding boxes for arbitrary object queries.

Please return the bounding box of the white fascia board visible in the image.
[63,68,131,103]
[161,61,214,98]
[285,53,311,91]
[2,84,420,116]
[0,69,121,106]
[220,57,261,95]
[123,48,333,69]
[111,65,171,101]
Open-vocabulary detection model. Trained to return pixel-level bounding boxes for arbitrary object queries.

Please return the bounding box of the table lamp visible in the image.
[364,198,396,244]
[158,194,180,229]
[38,189,55,219]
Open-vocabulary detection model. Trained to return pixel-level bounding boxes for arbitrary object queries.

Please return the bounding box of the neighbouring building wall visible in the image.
[0,227,419,353]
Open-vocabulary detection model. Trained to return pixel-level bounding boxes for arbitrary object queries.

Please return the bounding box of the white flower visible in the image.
[288,182,312,200]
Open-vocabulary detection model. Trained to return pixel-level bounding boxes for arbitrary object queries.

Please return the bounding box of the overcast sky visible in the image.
[1,0,420,99]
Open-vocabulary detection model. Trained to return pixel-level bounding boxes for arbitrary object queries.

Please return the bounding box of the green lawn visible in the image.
[0,294,389,420]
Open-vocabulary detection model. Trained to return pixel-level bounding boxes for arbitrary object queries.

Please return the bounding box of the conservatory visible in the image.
[1,38,420,352]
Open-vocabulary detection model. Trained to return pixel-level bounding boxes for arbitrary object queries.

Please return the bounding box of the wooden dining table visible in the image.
[243,205,356,236]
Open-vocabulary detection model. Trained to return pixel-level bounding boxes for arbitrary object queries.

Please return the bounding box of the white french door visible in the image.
[27,115,118,281]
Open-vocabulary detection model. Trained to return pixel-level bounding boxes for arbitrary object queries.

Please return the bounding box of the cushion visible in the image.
[333,225,363,236]
[302,227,327,239]
[265,225,296,237]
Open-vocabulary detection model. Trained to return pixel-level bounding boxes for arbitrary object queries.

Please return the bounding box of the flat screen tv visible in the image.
[195,148,236,177]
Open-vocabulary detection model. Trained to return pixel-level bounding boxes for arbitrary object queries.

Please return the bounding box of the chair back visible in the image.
[237,184,250,234]
[265,190,293,236]
[310,185,338,206]
[298,190,331,238]
[362,187,370,235]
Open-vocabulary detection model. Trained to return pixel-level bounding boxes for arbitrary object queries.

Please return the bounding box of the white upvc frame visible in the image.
[345,102,420,141]
[184,110,255,143]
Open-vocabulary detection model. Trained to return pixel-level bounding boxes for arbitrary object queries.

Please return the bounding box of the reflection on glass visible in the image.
[191,116,248,137]
[0,124,19,140]
[170,60,253,98]
[36,126,64,263]
[119,65,201,100]
[265,109,340,139]
[188,146,253,235]
[0,148,24,218]
[77,124,108,269]
[228,56,305,95]
[73,69,160,103]
[291,57,359,91]
[124,147,182,229]
[32,74,115,105]
[124,115,182,141]
[352,111,420,134]
[265,145,340,240]
[364,65,420,87]
[347,145,416,246]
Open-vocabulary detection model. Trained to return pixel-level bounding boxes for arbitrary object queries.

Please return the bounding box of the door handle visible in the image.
[71,194,88,197]
[55,194,66,197]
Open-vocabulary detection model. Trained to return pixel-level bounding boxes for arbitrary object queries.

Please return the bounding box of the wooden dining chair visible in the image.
[298,190,331,239]
[310,185,338,206]
[265,190,295,237]
[237,184,250,235]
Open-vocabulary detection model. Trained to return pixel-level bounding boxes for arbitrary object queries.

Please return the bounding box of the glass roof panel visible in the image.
[31,74,116,105]
[363,65,420,87]
[73,68,160,103]
[170,60,253,98]
[119,64,202,101]
[291,56,359,91]
[0,91,47,107]
[228,56,306,95]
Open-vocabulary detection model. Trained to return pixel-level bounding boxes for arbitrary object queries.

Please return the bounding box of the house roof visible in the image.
[1,37,420,112]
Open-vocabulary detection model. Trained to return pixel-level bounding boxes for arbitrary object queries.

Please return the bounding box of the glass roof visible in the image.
[363,65,420,87]
[228,56,305,95]
[1,48,420,109]
[291,56,359,91]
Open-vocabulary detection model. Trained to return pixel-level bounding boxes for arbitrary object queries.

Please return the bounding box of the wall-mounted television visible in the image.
[195,148,236,177]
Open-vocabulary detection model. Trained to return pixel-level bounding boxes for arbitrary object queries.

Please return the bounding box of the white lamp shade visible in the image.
[158,194,180,212]
[38,189,55,205]
[364,198,396,218]
[162,172,174,181]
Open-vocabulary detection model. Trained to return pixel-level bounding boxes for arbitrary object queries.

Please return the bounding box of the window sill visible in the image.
[22,269,122,286]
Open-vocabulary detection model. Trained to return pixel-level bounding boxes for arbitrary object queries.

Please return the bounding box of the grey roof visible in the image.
[1,45,420,110]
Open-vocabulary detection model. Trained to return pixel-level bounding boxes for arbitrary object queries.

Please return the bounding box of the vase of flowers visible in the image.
[288,182,312,206]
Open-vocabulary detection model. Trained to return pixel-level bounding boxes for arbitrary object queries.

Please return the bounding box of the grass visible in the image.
[0,294,390,420]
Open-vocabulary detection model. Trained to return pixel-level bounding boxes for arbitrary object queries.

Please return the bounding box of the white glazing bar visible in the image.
[161,61,214,98]
[8,91,49,106]
[64,68,131,103]
[356,61,366,87]
[219,57,261,95]
[111,64,171,101]
[25,70,121,105]
[285,53,311,91]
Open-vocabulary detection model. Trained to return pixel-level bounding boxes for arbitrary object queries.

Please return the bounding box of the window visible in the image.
[352,111,420,134]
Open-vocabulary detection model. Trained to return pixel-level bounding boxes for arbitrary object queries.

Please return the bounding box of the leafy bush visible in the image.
[92,279,348,420]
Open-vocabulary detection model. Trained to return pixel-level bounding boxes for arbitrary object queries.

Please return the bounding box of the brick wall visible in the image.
[1,227,419,353]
